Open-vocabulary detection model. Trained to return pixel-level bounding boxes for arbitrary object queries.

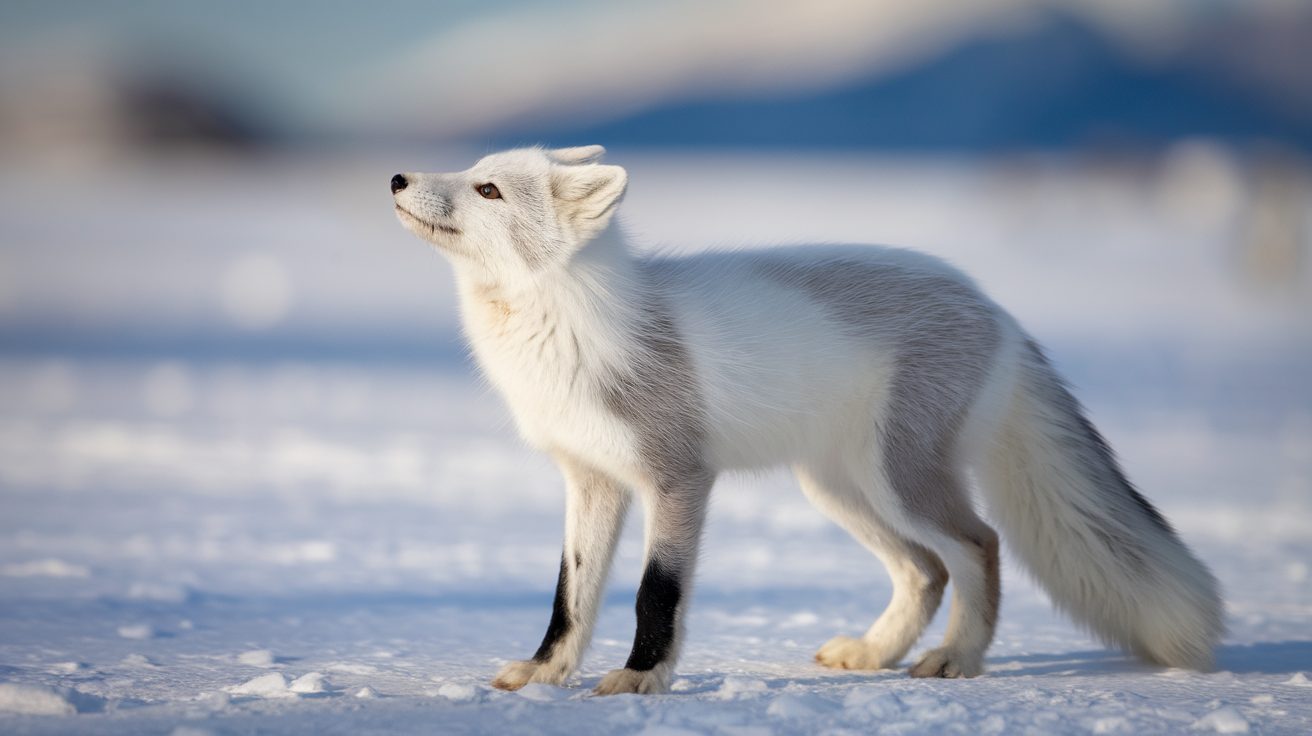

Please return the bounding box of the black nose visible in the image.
[390,174,408,194]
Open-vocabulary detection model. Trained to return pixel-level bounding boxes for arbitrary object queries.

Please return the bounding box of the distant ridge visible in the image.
[495,12,1312,152]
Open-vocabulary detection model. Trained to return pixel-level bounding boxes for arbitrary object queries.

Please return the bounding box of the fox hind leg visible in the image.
[888,463,1000,679]
[796,464,949,671]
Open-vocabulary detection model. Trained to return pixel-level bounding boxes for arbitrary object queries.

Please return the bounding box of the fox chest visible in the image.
[465,306,641,477]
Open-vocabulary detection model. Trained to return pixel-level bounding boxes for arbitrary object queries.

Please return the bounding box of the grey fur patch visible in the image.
[599,281,712,500]
[1023,339,1173,534]
[506,177,562,270]
[972,525,1002,629]
[593,293,710,671]
[937,520,1001,647]
[756,255,1001,537]
[509,218,548,269]
[1020,339,1178,573]
[412,190,452,219]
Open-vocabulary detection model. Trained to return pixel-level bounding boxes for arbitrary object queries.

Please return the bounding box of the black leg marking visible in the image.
[624,556,682,672]
[532,554,571,662]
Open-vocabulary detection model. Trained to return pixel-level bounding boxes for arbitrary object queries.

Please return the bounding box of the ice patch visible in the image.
[2,558,90,578]
[0,683,77,715]
[713,676,768,699]
[1191,706,1250,733]
[288,672,329,694]
[435,682,479,702]
[237,649,276,667]
[117,624,155,640]
[47,661,86,674]
[354,686,377,699]
[170,726,215,736]
[226,673,296,699]
[1284,672,1312,687]
[122,653,158,667]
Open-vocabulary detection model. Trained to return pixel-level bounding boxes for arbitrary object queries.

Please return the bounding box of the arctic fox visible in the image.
[390,146,1222,695]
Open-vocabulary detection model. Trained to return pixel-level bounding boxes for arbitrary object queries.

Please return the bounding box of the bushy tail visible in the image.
[978,338,1223,669]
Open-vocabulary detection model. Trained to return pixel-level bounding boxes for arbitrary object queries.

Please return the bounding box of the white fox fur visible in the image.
[391,146,1223,695]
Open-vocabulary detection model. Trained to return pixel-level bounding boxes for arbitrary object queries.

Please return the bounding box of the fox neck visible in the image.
[456,224,649,389]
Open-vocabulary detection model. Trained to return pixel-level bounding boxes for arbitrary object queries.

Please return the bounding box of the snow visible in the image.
[128,582,194,604]
[288,673,330,695]
[115,625,155,641]
[46,663,84,675]
[715,677,770,700]
[435,682,481,703]
[237,649,277,668]
[514,683,571,703]
[0,152,1309,733]
[0,684,77,716]
[1192,706,1251,733]
[226,673,296,699]
[2,559,89,578]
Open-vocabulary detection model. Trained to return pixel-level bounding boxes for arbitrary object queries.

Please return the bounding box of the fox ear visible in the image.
[551,163,627,241]
[546,145,606,166]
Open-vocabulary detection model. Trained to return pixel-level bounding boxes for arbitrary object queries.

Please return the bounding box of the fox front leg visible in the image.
[594,471,712,695]
[492,456,630,690]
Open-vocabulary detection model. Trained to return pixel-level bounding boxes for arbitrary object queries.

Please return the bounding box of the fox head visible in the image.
[391,145,627,283]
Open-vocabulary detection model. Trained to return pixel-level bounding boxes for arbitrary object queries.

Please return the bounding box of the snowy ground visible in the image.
[0,150,1309,733]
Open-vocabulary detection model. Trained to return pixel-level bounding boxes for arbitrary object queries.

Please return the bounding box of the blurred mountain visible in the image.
[498,11,1312,152]
[1,3,1309,154]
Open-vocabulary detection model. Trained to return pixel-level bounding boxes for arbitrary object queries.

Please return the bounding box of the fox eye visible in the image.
[477,183,501,200]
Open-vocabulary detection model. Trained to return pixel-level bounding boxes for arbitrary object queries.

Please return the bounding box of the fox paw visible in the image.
[491,659,570,691]
[815,635,895,670]
[908,647,983,678]
[593,668,668,695]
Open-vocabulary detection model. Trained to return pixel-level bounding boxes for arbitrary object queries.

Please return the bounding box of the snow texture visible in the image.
[0,152,1308,733]
[237,650,277,668]
[0,685,77,716]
